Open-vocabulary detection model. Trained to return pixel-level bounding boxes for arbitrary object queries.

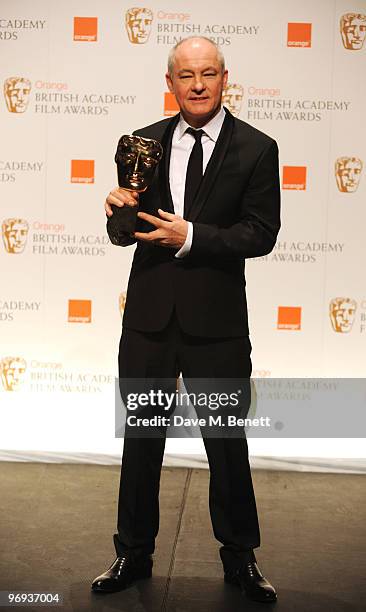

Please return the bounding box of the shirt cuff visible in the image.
[175,221,193,258]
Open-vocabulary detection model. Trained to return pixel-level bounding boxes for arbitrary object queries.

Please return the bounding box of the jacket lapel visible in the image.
[188,108,234,222]
[158,113,180,213]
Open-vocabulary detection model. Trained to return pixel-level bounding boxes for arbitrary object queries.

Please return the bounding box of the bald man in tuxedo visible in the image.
[92,36,280,604]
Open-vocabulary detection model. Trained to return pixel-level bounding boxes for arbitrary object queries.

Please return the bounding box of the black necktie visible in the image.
[184,128,204,218]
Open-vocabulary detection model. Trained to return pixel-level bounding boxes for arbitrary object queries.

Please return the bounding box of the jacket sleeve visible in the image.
[189,139,281,260]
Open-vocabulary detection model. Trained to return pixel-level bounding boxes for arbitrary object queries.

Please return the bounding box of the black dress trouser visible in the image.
[114,308,260,571]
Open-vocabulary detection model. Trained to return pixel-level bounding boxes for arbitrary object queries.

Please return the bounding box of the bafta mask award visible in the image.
[107,135,163,246]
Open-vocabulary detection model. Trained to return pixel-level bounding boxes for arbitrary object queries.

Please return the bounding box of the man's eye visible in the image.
[180,75,191,79]
[204,73,216,77]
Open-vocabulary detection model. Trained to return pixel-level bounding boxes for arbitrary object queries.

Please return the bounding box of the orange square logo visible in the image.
[282,166,307,190]
[164,92,180,116]
[68,300,92,323]
[71,160,94,184]
[287,23,312,47]
[277,306,302,330]
[74,17,98,42]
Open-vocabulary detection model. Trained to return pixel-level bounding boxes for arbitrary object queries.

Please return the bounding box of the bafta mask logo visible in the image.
[125,7,153,44]
[119,291,127,316]
[335,157,363,192]
[4,77,31,113]
[340,13,366,50]
[2,218,29,254]
[222,83,244,117]
[0,357,26,391]
[329,298,357,333]
[115,135,163,191]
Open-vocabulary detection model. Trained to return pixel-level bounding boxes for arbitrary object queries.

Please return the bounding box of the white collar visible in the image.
[176,107,226,142]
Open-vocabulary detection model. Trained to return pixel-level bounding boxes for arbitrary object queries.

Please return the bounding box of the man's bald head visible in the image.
[167,36,225,78]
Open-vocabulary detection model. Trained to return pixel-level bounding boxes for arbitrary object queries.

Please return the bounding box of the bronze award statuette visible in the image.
[107,135,163,246]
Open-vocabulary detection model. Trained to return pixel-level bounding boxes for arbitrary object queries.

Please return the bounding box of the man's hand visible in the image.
[105,187,139,217]
[135,209,188,249]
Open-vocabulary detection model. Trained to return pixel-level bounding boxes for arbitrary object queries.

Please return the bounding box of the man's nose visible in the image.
[192,78,205,92]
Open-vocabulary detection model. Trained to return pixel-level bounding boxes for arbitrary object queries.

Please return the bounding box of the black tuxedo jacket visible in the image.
[119,108,280,338]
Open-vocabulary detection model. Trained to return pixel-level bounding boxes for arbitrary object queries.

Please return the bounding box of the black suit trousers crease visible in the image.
[114,308,261,571]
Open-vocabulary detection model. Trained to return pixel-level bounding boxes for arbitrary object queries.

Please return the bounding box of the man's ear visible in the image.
[165,72,174,93]
[222,69,228,89]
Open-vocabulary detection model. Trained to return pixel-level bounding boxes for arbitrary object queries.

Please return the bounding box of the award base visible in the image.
[106,204,138,247]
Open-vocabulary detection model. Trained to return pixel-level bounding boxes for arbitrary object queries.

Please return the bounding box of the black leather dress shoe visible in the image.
[91,554,153,593]
[224,561,277,603]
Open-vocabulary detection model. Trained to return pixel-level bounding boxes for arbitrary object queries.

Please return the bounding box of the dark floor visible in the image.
[0,462,365,612]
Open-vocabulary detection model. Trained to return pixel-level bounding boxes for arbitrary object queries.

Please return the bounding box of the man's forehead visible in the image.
[174,43,220,69]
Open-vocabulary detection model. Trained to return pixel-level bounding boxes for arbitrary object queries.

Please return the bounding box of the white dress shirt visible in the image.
[170,107,226,258]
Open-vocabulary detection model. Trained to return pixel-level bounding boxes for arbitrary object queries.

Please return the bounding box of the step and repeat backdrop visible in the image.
[1,0,365,463]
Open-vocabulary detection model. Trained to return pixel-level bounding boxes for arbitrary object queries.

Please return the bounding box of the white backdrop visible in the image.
[1,0,365,468]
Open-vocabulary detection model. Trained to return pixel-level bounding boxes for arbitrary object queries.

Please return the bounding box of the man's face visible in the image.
[335,158,362,192]
[5,78,31,113]
[166,39,228,128]
[330,299,356,333]
[341,15,366,50]
[1,358,26,391]
[222,84,243,116]
[126,9,153,44]
[115,135,162,192]
[2,219,29,253]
